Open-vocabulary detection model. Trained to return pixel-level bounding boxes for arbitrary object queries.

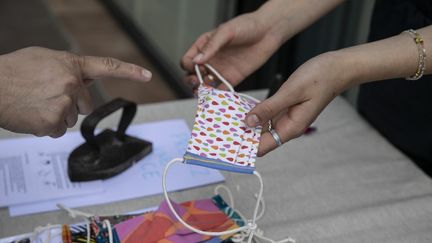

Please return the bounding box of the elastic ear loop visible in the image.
[162,158,264,243]
[214,185,295,243]
[195,64,235,92]
[194,64,261,104]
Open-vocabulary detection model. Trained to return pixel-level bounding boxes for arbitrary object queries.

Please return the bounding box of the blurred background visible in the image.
[0,0,375,106]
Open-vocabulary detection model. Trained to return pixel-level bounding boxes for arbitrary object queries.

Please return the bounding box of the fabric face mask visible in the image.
[162,65,294,243]
[184,81,262,174]
[161,64,264,243]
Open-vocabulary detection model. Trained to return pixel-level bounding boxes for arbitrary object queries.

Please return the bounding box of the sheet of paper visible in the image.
[0,133,103,207]
[9,119,225,217]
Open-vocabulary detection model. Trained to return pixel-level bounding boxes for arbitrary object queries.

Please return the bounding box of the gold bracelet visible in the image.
[403,29,427,80]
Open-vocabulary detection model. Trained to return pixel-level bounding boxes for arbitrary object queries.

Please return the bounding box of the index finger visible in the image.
[181,31,213,72]
[79,56,152,83]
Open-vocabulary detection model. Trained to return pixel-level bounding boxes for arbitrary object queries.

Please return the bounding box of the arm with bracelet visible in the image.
[337,26,431,85]
[244,25,432,156]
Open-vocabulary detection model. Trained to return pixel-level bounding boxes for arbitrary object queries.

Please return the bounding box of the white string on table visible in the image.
[162,158,294,243]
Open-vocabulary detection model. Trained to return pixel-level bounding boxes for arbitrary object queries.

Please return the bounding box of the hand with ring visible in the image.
[246,52,353,156]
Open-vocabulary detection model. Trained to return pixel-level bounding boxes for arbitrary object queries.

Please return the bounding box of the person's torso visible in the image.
[358,0,432,169]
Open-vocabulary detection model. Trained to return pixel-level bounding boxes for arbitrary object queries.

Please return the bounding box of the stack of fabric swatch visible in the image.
[6,195,244,243]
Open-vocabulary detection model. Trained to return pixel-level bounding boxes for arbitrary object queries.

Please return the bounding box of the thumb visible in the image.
[79,56,152,83]
[245,89,297,127]
[193,25,234,64]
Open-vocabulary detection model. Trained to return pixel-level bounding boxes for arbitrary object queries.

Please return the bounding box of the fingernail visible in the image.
[246,114,260,127]
[142,69,152,81]
[193,53,204,63]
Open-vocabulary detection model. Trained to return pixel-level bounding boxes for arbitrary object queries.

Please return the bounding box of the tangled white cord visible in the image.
[214,185,265,223]
[162,158,295,243]
[162,158,261,242]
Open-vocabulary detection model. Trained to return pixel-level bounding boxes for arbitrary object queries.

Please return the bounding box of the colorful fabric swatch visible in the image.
[115,197,238,243]
[66,195,242,243]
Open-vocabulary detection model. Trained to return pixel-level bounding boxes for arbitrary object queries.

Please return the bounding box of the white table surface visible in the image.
[1,90,432,242]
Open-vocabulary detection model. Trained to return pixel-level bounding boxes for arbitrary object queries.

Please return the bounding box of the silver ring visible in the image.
[269,128,282,147]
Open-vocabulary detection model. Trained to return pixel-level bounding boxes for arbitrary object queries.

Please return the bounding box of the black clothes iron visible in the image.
[68,98,152,182]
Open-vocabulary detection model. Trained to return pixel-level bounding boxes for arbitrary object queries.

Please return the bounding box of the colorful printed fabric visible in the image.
[185,85,262,174]
[115,196,240,243]
[68,195,242,243]
[211,195,244,228]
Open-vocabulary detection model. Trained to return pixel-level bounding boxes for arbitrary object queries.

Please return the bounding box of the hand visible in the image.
[0,47,152,138]
[245,52,354,156]
[181,12,284,90]
[181,0,345,91]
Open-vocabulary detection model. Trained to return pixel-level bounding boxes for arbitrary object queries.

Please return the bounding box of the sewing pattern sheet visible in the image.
[0,133,103,207]
[9,119,225,216]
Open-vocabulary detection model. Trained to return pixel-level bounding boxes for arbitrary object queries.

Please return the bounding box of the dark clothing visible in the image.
[358,0,432,174]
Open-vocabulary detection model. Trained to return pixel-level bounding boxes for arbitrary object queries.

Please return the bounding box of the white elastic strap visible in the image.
[58,203,93,243]
[214,184,266,227]
[195,64,261,104]
[255,192,266,221]
[225,190,295,243]
[162,158,263,242]
[57,203,94,218]
[86,219,91,243]
[195,64,235,92]
[103,219,114,243]
[214,184,235,209]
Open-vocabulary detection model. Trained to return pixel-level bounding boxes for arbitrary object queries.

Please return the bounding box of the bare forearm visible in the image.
[256,0,346,44]
[339,25,432,87]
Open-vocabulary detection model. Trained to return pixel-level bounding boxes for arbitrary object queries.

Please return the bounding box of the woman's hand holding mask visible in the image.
[246,53,352,156]
[181,12,285,91]
[181,0,344,91]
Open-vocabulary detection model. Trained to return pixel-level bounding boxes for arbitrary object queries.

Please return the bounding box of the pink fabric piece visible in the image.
[115,198,236,243]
